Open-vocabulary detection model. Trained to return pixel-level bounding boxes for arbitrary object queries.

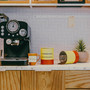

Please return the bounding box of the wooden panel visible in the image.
[65,71,90,88]
[66,88,90,90]
[36,71,52,90]
[36,71,65,90]
[86,0,90,3]
[0,0,29,4]
[51,71,65,90]
[0,71,20,90]
[32,0,57,3]
[21,71,36,90]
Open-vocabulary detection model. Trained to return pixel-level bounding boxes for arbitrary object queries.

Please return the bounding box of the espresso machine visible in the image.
[0,14,9,60]
[0,19,30,65]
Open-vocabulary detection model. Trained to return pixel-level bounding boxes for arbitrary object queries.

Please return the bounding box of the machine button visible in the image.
[16,34,19,36]
[1,26,4,29]
[8,34,10,36]
[1,33,4,36]
[1,29,4,32]
[12,35,14,37]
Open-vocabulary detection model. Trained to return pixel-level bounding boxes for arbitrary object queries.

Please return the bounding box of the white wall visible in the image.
[0,7,90,62]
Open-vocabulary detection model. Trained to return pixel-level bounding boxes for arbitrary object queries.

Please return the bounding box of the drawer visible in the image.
[65,71,90,88]
[86,0,90,3]
[31,0,57,3]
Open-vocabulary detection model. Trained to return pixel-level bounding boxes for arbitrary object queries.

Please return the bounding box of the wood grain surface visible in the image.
[31,0,57,3]
[21,70,65,90]
[0,0,29,3]
[0,71,20,90]
[36,71,52,90]
[66,88,90,90]
[21,70,36,90]
[1,70,90,90]
[51,71,65,90]
[36,71,65,90]
[65,71,90,88]
[85,0,90,3]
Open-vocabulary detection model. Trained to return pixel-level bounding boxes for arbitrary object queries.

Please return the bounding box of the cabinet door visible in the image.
[21,70,36,90]
[0,0,29,4]
[85,0,90,3]
[66,88,90,90]
[31,0,57,3]
[65,71,90,89]
[0,71,20,90]
[21,70,65,90]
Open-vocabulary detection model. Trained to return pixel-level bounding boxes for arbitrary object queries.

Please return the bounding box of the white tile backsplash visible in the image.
[0,7,90,61]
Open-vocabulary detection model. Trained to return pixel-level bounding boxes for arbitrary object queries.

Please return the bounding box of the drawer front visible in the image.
[0,71,20,90]
[66,88,90,90]
[65,71,90,88]
[0,0,29,4]
[21,71,65,90]
[31,0,57,3]
[86,0,90,3]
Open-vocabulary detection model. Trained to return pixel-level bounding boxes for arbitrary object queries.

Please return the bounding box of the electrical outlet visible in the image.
[68,16,75,28]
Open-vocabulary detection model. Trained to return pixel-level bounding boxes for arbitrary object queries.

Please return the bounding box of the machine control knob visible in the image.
[6,39,12,45]
[19,29,27,37]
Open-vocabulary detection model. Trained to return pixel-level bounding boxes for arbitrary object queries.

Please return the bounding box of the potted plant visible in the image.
[75,40,89,63]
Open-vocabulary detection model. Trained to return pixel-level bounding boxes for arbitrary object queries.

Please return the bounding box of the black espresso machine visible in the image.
[0,19,30,65]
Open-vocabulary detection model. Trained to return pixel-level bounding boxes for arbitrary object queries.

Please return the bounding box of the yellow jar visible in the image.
[59,51,79,64]
[41,48,54,65]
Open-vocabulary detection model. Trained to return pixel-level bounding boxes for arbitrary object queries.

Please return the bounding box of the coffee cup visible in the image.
[28,53,40,65]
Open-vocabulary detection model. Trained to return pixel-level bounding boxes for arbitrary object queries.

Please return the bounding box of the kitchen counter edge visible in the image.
[0,63,90,71]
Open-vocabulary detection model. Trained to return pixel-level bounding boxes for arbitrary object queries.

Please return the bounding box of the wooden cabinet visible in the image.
[21,70,65,90]
[0,71,20,90]
[0,0,29,4]
[21,71,36,90]
[31,0,57,4]
[21,70,90,90]
[86,0,90,3]
[0,70,90,90]
[65,71,90,89]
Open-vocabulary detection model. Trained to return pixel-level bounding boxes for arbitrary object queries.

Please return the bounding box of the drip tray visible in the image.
[1,58,28,66]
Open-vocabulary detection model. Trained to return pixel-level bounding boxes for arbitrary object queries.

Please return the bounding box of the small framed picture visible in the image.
[58,0,85,3]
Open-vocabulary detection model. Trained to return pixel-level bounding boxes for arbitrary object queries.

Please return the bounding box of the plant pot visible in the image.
[78,51,89,63]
